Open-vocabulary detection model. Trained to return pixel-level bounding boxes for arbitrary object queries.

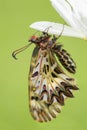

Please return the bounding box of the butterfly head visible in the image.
[28,32,51,45]
[29,35,38,43]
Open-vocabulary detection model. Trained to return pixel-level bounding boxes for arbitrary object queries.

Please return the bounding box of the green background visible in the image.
[0,0,87,130]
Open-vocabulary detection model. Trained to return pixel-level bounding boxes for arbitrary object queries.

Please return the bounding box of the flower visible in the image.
[30,0,87,39]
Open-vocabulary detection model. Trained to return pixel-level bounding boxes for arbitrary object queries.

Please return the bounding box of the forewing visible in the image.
[29,47,78,122]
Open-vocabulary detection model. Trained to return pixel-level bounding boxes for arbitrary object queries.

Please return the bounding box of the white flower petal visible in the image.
[50,0,77,28]
[68,0,87,32]
[30,21,85,38]
[50,0,87,37]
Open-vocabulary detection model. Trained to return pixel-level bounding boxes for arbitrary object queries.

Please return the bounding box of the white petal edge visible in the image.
[50,0,87,36]
[50,0,77,28]
[30,21,85,39]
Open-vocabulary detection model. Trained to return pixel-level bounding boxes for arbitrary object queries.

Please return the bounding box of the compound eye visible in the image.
[29,35,38,42]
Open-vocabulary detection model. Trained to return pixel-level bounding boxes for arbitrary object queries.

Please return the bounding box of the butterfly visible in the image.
[12,30,79,122]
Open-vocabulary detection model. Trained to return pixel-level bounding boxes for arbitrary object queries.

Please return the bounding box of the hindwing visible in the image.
[53,45,76,73]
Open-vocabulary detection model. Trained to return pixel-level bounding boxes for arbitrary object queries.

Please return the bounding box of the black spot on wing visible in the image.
[43,64,49,74]
[32,71,38,77]
[54,67,61,74]
[51,72,57,78]
[47,65,49,72]
[31,96,39,101]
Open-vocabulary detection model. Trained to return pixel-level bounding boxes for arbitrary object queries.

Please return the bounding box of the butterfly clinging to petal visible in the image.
[12,30,78,122]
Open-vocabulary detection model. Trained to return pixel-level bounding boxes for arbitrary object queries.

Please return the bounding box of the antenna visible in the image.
[12,43,32,60]
[57,24,64,40]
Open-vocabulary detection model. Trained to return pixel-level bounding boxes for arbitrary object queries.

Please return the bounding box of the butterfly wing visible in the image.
[53,44,76,73]
[29,46,78,122]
